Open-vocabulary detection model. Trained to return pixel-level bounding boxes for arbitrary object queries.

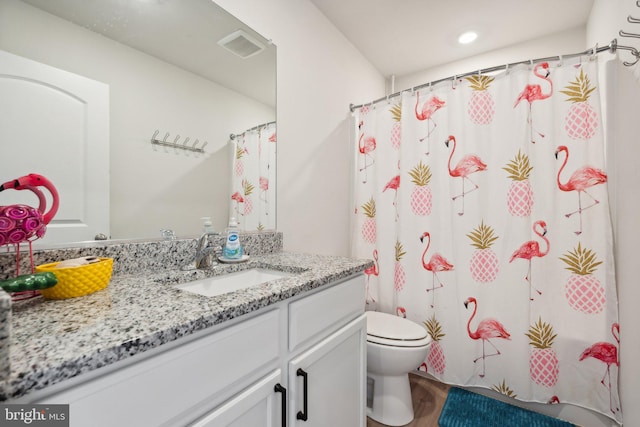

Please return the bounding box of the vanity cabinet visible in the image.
[288,315,366,427]
[287,273,367,426]
[23,309,282,427]
[12,274,366,427]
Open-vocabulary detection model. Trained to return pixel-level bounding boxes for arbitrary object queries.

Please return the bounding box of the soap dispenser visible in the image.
[222,217,243,259]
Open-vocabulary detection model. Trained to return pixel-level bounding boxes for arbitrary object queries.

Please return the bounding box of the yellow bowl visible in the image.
[35,258,113,300]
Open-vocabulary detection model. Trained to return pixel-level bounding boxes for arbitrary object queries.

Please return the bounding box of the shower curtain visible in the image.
[351,56,621,423]
[230,122,276,231]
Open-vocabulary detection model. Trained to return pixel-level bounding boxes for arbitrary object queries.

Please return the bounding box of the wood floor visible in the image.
[367,373,451,427]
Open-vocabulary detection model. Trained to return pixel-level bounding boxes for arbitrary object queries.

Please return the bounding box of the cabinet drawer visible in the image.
[41,309,280,427]
[289,275,364,352]
[190,370,282,427]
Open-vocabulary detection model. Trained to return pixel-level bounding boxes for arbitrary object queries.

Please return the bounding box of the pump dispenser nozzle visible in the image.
[201,217,215,234]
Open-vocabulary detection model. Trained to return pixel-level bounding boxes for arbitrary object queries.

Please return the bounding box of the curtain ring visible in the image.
[452,75,457,89]
[505,63,509,75]
[557,55,563,67]
[591,43,598,61]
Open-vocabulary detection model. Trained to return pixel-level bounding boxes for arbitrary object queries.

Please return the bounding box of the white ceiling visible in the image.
[310,0,595,78]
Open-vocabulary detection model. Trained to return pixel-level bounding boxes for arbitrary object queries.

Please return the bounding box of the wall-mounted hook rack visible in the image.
[151,130,207,153]
[620,12,640,41]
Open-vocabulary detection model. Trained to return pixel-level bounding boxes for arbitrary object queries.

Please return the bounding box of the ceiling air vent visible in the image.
[218,30,265,59]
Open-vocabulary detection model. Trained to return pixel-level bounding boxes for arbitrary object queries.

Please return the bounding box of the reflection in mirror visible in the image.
[0,0,276,246]
[230,121,276,231]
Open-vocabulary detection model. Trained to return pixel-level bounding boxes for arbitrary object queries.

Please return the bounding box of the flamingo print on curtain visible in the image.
[230,122,276,231]
[351,56,621,424]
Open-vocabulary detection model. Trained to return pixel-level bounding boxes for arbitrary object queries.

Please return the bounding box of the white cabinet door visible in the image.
[190,370,285,427]
[0,49,109,244]
[288,314,366,427]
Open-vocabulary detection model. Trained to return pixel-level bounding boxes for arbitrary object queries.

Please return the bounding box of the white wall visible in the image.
[0,0,275,238]
[213,0,385,257]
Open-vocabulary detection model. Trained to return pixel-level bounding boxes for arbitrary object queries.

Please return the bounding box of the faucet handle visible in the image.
[161,229,176,240]
[213,245,223,258]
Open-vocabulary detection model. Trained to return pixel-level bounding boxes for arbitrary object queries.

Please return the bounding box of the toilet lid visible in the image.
[366,311,430,347]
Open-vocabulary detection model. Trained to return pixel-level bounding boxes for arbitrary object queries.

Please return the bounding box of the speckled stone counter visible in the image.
[0,289,9,381]
[0,251,372,401]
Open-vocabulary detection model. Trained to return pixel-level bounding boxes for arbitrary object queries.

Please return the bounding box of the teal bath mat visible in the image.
[438,387,574,427]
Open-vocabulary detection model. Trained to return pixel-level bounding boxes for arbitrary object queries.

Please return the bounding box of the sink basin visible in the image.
[173,268,294,297]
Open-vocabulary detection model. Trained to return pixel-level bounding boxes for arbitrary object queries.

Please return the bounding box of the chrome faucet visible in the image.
[195,231,221,269]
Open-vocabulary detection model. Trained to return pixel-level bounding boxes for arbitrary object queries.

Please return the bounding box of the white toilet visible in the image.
[366,311,431,426]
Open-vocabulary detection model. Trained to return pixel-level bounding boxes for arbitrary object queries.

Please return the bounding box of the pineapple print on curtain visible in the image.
[351,56,621,424]
[230,122,276,231]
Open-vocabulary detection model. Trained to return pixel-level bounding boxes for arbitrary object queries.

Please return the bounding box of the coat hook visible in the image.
[201,141,209,151]
[619,29,640,39]
[150,130,207,154]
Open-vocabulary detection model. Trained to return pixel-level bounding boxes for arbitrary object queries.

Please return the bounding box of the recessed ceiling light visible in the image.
[458,31,478,45]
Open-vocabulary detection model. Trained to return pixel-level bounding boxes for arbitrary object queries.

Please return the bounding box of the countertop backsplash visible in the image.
[0,231,283,280]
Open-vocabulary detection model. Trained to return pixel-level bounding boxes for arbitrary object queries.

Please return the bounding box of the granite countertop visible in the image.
[0,251,372,401]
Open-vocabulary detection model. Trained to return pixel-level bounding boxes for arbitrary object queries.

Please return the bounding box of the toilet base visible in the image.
[366,372,414,426]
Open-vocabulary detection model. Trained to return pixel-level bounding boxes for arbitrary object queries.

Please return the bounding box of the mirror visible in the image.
[0,0,276,246]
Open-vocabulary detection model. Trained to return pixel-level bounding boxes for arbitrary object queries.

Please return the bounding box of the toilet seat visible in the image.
[366,311,431,348]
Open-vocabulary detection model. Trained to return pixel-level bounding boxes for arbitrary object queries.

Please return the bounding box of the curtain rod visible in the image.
[349,38,639,113]
[229,120,276,140]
